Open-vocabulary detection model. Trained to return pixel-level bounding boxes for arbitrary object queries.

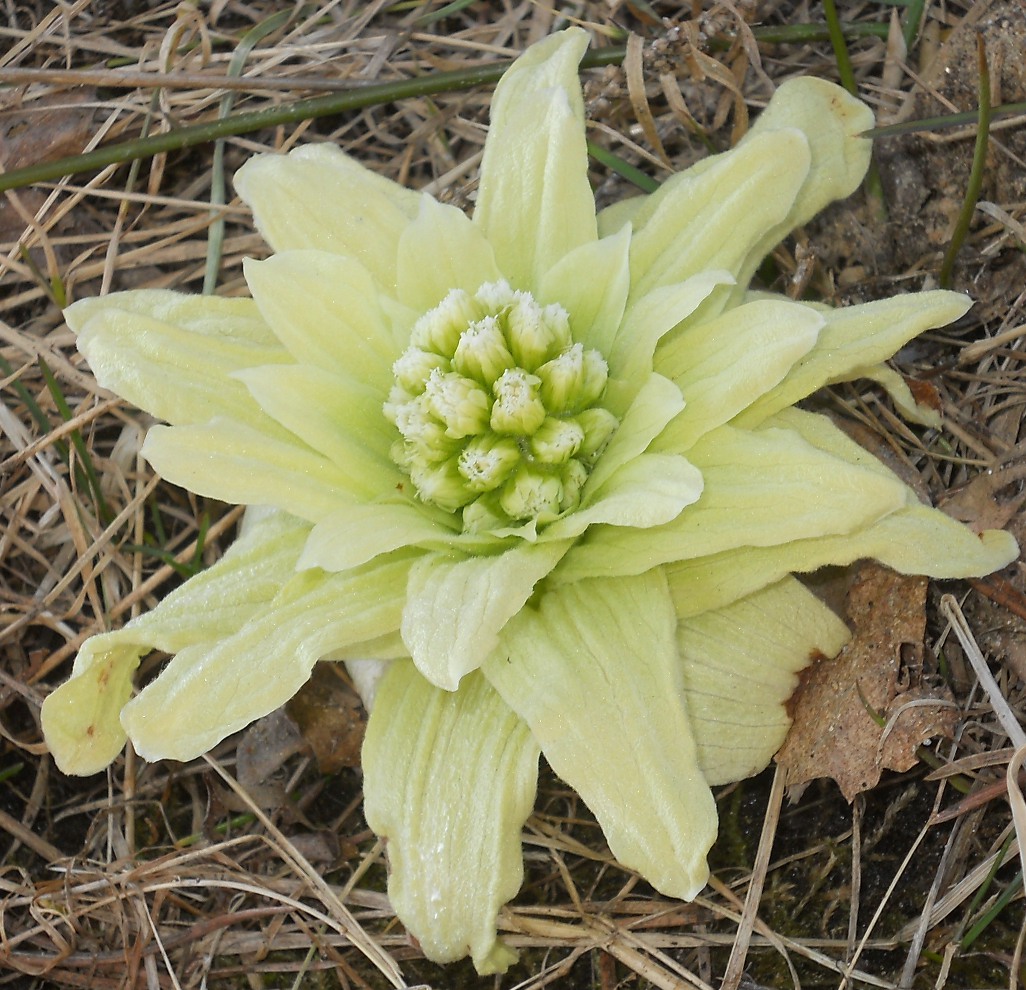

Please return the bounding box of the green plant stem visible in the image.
[0,19,902,195]
[939,35,992,288]
[0,47,622,193]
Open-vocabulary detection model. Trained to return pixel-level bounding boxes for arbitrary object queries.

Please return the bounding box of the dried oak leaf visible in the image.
[777,561,958,802]
[0,90,99,243]
[0,89,98,170]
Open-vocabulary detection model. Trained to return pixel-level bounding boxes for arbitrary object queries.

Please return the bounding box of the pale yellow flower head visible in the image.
[42,29,1017,974]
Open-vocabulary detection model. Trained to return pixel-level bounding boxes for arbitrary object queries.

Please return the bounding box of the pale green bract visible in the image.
[42,28,1018,974]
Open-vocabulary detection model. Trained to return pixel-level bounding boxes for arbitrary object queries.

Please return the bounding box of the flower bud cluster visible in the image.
[385,281,619,532]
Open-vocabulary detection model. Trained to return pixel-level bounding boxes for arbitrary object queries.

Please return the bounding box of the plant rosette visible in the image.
[42,27,1018,974]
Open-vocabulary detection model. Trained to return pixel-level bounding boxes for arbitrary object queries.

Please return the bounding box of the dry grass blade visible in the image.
[201,754,405,987]
[941,596,1026,887]
[720,766,785,990]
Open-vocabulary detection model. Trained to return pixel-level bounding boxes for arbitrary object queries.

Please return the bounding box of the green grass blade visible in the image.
[586,140,660,193]
[961,867,1022,950]
[37,356,112,523]
[126,506,210,578]
[902,0,926,49]
[821,0,859,96]
[0,354,61,438]
[940,36,991,288]
[414,0,480,26]
[863,100,1026,139]
[204,8,294,294]
[0,47,625,193]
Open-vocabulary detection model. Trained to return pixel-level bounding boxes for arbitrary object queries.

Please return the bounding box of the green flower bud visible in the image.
[386,281,620,530]
[505,294,570,370]
[382,384,414,426]
[410,288,483,354]
[576,347,609,408]
[458,435,521,492]
[393,348,451,394]
[461,493,509,534]
[536,344,609,414]
[499,463,562,523]
[391,405,461,462]
[573,407,620,465]
[559,457,589,512]
[389,438,415,470]
[409,457,476,512]
[425,369,491,439]
[391,395,439,446]
[474,280,516,312]
[529,416,584,465]
[490,368,546,436]
[453,316,516,386]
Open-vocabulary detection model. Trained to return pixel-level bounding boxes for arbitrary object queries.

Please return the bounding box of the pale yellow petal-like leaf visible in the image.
[236,365,400,497]
[665,507,1018,620]
[244,252,398,390]
[759,406,911,481]
[298,503,451,571]
[859,363,943,427]
[142,420,357,522]
[596,194,646,239]
[538,223,632,358]
[485,570,717,900]
[42,512,308,775]
[584,373,684,494]
[68,291,288,429]
[363,664,539,974]
[402,540,572,691]
[42,640,138,776]
[556,423,909,581]
[653,298,823,451]
[734,291,971,427]
[396,195,502,312]
[625,129,810,300]
[670,421,911,543]
[122,555,410,762]
[745,76,874,234]
[66,289,278,347]
[234,143,421,292]
[607,270,734,402]
[474,28,595,289]
[546,453,702,540]
[678,577,850,784]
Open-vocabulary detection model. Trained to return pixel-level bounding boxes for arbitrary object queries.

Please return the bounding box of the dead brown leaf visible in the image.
[0,89,99,171]
[236,707,307,810]
[286,663,367,776]
[235,662,368,807]
[0,90,101,252]
[939,458,1026,535]
[778,562,958,802]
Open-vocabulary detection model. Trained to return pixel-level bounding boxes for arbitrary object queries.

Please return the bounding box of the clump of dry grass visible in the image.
[2,1,1026,987]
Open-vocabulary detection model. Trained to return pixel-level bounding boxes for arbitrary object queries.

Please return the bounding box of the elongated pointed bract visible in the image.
[44,27,1018,975]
